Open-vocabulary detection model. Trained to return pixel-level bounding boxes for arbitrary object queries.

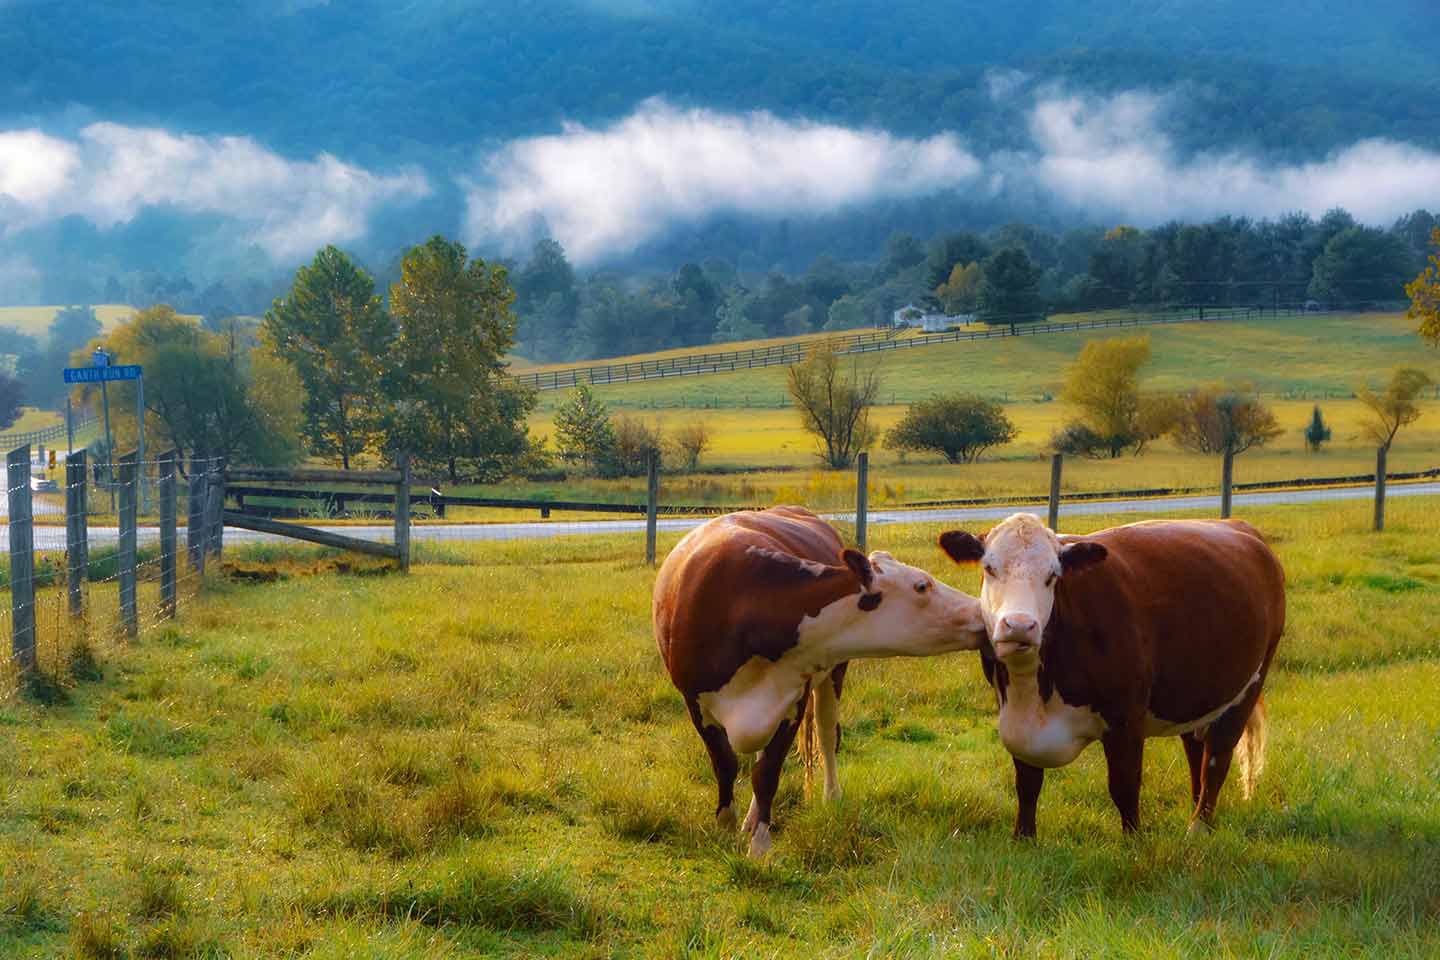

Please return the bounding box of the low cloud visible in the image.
[0,123,430,259]
[1024,91,1440,225]
[464,98,983,262]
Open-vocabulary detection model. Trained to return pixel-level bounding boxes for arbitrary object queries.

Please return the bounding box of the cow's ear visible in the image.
[841,549,873,590]
[939,530,986,564]
[1059,541,1107,574]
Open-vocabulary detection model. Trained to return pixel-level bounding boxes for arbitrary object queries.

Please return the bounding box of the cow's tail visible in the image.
[1236,694,1268,800]
[796,685,820,798]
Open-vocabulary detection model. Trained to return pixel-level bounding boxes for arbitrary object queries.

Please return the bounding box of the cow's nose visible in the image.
[999,614,1038,637]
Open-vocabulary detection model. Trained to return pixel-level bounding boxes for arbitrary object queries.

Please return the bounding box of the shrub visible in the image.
[883,394,1016,464]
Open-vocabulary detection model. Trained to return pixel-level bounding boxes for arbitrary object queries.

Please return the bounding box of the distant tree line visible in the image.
[507,207,1437,363]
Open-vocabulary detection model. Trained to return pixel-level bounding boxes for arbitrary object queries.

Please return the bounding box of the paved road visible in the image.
[30,480,1439,551]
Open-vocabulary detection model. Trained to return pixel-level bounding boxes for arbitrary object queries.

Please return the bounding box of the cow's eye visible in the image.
[983,563,997,578]
[914,581,929,594]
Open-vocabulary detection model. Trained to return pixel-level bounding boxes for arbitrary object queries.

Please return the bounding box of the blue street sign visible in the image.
[92,348,111,368]
[63,365,142,384]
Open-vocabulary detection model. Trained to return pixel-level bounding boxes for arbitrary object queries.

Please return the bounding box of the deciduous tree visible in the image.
[787,344,880,469]
[264,246,395,469]
[1058,335,1175,457]
[1405,226,1440,347]
[554,384,615,469]
[388,236,536,483]
[1171,386,1283,457]
[1358,367,1433,451]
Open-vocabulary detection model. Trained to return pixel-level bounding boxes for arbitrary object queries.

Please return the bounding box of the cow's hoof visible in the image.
[716,805,736,831]
[742,798,760,833]
[748,822,773,859]
[1186,818,1214,837]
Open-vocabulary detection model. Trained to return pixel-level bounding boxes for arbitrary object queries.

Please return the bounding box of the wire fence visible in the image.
[0,446,225,704]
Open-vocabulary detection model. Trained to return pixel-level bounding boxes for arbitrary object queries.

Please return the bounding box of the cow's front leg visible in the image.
[745,687,808,858]
[685,697,739,829]
[1013,757,1044,839]
[1101,730,1144,833]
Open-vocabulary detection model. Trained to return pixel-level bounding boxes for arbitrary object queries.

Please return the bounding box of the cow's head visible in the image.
[833,548,988,657]
[938,514,1107,670]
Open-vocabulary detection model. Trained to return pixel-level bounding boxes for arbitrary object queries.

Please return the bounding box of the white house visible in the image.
[891,304,973,332]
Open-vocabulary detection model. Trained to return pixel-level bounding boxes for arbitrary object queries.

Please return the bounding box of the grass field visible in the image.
[0,306,141,338]
[2,497,1438,957]
[530,312,1431,413]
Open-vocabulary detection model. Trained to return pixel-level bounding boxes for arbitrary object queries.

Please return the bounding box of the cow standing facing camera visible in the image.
[654,506,987,858]
[939,513,1285,838]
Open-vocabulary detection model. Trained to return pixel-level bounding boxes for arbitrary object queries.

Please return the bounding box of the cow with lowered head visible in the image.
[654,506,987,858]
[939,513,1285,838]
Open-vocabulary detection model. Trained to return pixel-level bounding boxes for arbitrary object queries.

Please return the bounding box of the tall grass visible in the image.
[0,497,1436,956]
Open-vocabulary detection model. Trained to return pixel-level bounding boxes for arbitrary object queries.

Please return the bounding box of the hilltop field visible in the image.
[2,497,1437,957]
[0,306,140,339]
[514,312,1439,509]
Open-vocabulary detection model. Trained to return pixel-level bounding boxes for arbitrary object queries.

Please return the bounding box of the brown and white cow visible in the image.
[939,513,1285,837]
[654,506,987,857]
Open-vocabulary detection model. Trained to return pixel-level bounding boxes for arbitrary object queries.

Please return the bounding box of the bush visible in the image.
[665,422,710,472]
[603,416,662,478]
[883,394,1017,464]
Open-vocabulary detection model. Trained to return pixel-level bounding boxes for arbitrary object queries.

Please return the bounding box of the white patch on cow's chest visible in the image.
[1143,670,1261,737]
[696,595,852,755]
[697,656,810,754]
[997,677,1107,768]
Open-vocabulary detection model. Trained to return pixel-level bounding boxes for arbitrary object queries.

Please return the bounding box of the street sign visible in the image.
[92,348,111,368]
[63,365,142,384]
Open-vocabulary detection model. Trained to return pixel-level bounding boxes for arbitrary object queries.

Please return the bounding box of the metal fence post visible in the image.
[187,458,207,575]
[855,451,869,552]
[1220,449,1235,519]
[8,445,35,677]
[118,451,138,643]
[645,452,659,566]
[159,450,177,619]
[1374,445,1388,532]
[394,452,411,572]
[1047,453,1063,531]
[65,449,88,618]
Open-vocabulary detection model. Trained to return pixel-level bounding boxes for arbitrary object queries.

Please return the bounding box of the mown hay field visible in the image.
[2,497,1438,957]
[0,306,141,338]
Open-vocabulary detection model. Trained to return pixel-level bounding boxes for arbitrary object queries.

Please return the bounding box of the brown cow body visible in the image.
[941,515,1285,837]
[655,506,985,856]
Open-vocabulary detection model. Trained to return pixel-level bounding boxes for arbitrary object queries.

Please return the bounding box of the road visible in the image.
[26,480,1440,552]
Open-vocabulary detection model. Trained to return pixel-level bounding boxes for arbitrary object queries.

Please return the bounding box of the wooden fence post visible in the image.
[8,445,35,677]
[187,459,206,575]
[66,449,88,619]
[1220,449,1235,519]
[118,450,138,643]
[1047,453,1063,531]
[645,452,659,567]
[855,451,869,552]
[206,458,224,561]
[159,450,177,619]
[394,452,411,572]
[1374,445,1388,532]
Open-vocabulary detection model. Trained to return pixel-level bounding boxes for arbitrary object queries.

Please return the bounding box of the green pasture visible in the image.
[530,312,1431,412]
[2,497,1438,957]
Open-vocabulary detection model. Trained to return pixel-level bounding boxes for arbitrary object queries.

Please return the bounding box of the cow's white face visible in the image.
[939,514,1107,672]
[831,550,987,658]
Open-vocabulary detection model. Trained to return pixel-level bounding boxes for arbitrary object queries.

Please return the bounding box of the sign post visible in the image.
[63,354,143,515]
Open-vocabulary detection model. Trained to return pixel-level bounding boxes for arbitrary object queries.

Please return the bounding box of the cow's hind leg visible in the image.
[1101,731,1144,833]
[745,690,808,858]
[1181,732,1205,806]
[814,662,847,801]
[686,697,739,829]
[1189,684,1264,833]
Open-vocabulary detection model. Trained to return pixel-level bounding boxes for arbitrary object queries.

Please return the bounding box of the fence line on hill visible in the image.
[515,305,1274,392]
[0,412,99,451]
